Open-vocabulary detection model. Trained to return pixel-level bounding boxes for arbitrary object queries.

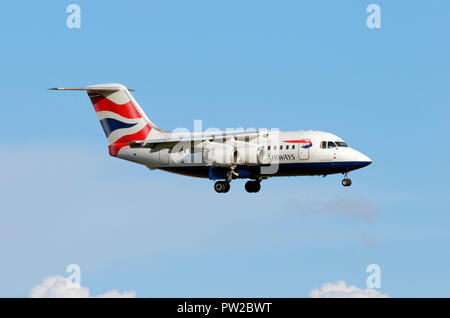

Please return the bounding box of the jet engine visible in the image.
[203,143,240,167]
[235,143,268,165]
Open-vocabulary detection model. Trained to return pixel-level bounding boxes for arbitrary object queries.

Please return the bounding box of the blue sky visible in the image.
[1,0,449,297]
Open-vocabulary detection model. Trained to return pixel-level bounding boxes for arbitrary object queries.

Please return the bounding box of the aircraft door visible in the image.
[298,140,311,160]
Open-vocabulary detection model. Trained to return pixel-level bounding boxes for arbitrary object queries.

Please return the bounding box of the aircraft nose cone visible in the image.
[360,160,372,168]
[361,153,372,164]
[353,150,372,168]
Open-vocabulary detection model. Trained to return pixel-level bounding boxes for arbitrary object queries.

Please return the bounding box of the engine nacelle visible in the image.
[235,143,268,165]
[203,143,240,167]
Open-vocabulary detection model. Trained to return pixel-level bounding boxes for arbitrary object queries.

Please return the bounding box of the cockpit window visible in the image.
[335,141,348,147]
[320,141,327,149]
[327,141,337,148]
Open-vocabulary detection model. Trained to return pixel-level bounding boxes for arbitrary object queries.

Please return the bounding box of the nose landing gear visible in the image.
[342,172,352,187]
[342,179,352,187]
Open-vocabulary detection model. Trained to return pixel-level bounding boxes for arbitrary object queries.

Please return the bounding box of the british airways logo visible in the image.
[283,139,313,149]
[100,118,137,137]
[268,154,296,161]
[87,91,152,156]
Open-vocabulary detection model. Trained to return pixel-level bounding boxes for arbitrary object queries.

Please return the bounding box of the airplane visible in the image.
[50,83,372,193]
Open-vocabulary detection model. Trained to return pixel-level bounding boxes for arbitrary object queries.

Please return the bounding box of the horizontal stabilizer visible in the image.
[49,85,135,92]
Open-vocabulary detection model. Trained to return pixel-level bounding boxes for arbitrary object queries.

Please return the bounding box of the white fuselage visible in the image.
[116,129,372,180]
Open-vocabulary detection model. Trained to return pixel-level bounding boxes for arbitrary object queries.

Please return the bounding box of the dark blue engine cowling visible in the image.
[208,166,252,180]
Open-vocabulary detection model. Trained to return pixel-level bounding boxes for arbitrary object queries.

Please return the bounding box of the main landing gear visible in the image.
[214,166,235,193]
[214,179,262,193]
[342,172,352,187]
[214,181,230,193]
[214,166,262,193]
[245,180,261,193]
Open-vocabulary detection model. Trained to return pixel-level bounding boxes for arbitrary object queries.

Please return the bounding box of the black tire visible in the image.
[245,181,261,193]
[342,179,352,187]
[222,182,230,193]
[214,181,224,193]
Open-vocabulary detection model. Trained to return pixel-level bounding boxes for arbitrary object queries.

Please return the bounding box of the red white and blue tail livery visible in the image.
[50,83,372,193]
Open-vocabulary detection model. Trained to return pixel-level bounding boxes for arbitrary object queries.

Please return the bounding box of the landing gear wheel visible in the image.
[245,181,261,193]
[214,181,230,193]
[214,181,224,193]
[342,178,352,187]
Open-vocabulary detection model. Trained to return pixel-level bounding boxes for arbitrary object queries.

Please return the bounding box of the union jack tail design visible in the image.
[50,83,166,156]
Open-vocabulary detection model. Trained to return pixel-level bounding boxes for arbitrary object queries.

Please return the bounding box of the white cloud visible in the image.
[96,289,136,298]
[309,280,388,298]
[29,275,136,298]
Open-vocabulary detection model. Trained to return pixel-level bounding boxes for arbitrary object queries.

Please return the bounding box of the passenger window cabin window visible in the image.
[320,141,326,149]
[292,145,295,149]
[274,145,277,150]
[327,141,337,149]
[268,146,271,150]
[280,145,283,150]
[286,145,289,150]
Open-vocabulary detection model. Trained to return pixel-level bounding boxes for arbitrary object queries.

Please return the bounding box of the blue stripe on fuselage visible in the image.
[160,161,372,180]
[268,161,372,171]
[99,118,137,137]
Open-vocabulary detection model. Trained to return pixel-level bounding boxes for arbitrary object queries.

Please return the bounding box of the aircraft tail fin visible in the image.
[50,83,167,156]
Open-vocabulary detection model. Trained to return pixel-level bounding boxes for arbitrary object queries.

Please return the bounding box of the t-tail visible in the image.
[50,83,167,156]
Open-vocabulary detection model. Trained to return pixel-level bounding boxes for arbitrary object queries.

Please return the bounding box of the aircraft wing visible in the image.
[130,130,263,148]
